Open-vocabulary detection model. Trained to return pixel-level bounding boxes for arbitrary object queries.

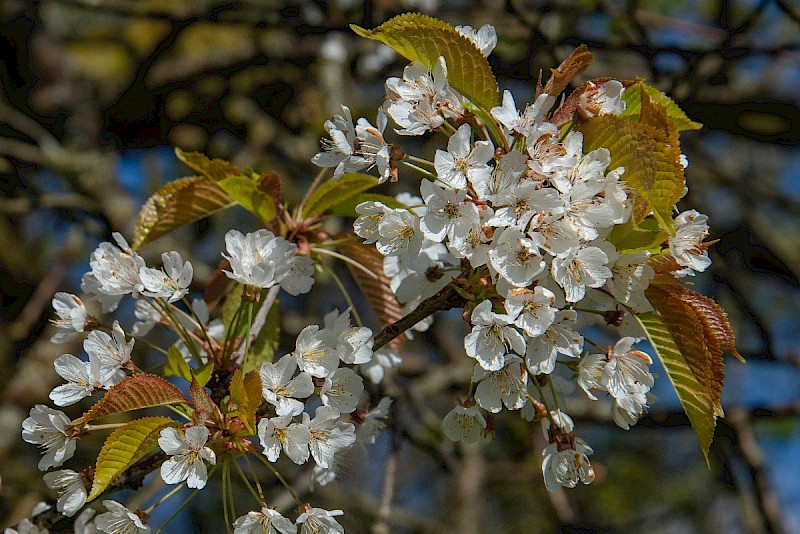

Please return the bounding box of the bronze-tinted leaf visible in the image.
[132,176,235,249]
[338,239,405,351]
[543,45,594,98]
[76,374,186,424]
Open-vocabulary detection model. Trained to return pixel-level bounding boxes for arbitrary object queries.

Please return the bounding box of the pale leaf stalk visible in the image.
[321,262,364,327]
[311,246,379,280]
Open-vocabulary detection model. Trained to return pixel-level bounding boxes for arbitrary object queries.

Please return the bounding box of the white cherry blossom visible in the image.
[605,251,655,312]
[320,367,364,414]
[158,426,216,489]
[139,251,193,302]
[464,300,526,371]
[311,105,365,180]
[376,208,423,257]
[355,397,393,445]
[442,405,486,443]
[22,405,77,470]
[525,310,583,374]
[541,438,595,492]
[49,354,103,407]
[669,209,712,276]
[296,508,345,534]
[86,233,145,298]
[43,469,87,517]
[260,355,314,417]
[322,309,374,365]
[578,80,626,118]
[455,24,497,57]
[489,227,546,288]
[258,415,311,464]
[84,321,133,384]
[305,406,357,469]
[385,57,463,135]
[419,179,480,243]
[131,299,162,336]
[233,507,296,534]
[472,355,528,413]
[50,293,89,343]
[223,230,314,294]
[504,286,557,337]
[491,90,555,138]
[353,201,389,244]
[488,180,563,229]
[601,338,655,400]
[433,124,493,189]
[95,500,149,534]
[293,324,338,378]
[551,245,613,303]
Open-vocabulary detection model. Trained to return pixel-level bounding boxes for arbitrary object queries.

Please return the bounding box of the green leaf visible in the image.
[164,346,193,381]
[622,82,702,131]
[329,193,405,217]
[576,113,683,229]
[228,370,262,434]
[607,217,667,253]
[175,147,243,182]
[217,175,276,224]
[636,312,716,466]
[132,176,235,249]
[88,416,178,501]
[302,173,381,218]
[351,13,499,110]
[164,346,213,386]
[76,374,186,424]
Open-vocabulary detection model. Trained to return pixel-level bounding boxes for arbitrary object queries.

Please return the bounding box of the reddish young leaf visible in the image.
[542,45,595,98]
[190,373,223,426]
[76,375,186,424]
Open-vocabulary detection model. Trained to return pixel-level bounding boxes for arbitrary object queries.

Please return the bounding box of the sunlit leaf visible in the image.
[76,375,186,424]
[88,416,178,501]
[352,13,499,110]
[228,370,262,434]
[576,113,684,229]
[174,147,243,182]
[164,346,213,387]
[132,176,235,249]
[607,216,667,253]
[623,82,703,131]
[302,173,381,218]
[217,175,276,224]
[636,309,716,466]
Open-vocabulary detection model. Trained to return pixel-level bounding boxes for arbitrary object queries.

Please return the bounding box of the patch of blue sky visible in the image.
[778,151,800,202]
[652,51,686,75]
[576,11,611,42]
[759,422,800,533]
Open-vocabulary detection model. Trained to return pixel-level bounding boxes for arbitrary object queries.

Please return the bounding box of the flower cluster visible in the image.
[312,26,713,493]
[17,17,722,533]
[21,227,386,532]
